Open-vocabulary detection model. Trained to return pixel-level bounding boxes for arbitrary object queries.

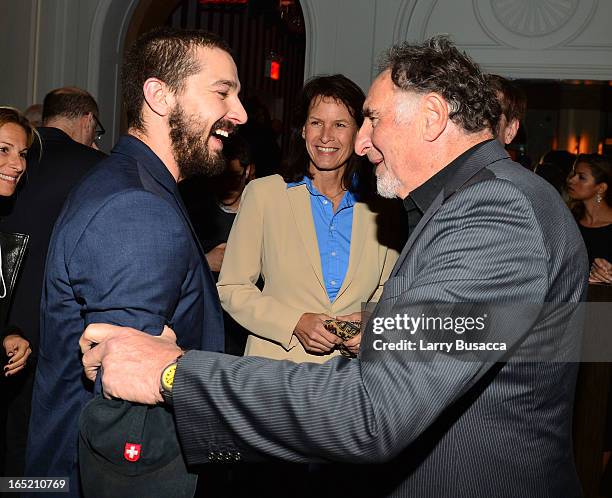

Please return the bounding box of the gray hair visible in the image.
[378,35,500,134]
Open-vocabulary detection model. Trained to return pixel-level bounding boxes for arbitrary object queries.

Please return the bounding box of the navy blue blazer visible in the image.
[25,136,224,493]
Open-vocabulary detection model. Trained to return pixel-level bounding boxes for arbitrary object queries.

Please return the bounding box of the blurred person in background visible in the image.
[40,87,104,148]
[181,133,255,277]
[488,74,526,147]
[22,104,42,128]
[241,96,282,178]
[535,149,576,196]
[180,133,255,356]
[567,153,612,283]
[488,74,531,169]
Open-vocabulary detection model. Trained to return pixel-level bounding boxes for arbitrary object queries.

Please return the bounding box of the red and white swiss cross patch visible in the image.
[124,442,141,462]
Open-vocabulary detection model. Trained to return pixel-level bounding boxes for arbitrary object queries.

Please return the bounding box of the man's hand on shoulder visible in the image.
[80,323,182,405]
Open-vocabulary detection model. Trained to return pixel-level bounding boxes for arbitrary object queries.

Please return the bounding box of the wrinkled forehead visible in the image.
[364,71,420,117]
[365,71,392,104]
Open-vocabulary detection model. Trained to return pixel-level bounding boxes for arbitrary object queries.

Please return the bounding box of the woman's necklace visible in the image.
[312,178,346,201]
[326,189,346,200]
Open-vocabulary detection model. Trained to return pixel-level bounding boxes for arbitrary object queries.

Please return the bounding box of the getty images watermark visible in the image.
[370,312,507,353]
[357,302,612,363]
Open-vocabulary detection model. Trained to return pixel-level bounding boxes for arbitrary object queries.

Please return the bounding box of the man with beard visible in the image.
[25,27,246,495]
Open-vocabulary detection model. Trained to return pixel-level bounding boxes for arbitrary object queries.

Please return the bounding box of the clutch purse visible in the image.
[324,319,361,358]
[0,231,29,325]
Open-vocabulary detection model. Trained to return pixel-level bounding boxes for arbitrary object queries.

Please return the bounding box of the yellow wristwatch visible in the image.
[160,361,178,405]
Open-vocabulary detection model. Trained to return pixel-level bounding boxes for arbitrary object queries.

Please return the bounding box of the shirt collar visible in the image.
[287,176,356,207]
[407,139,494,215]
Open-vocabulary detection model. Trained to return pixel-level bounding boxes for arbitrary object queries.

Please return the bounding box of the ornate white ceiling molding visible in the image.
[383,0,612,79]
[490,0,579,36]
[393,0,435,43]
[473,0,598,49]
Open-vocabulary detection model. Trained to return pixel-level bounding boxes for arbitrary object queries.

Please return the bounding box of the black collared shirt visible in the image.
[402,140,494,235]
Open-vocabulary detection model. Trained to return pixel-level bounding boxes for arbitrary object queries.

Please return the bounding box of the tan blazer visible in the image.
[217,174,400,363]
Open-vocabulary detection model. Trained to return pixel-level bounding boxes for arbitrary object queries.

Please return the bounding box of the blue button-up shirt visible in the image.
[287,176,355,302]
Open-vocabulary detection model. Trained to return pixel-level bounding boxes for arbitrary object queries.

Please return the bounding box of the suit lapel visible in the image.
[335,201,368,300]
[390,140,508,277]
[174,191,208,261]
[286,185,326,292]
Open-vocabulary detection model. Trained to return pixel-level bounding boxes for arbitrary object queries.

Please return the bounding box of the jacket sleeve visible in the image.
[217,182,303,350]
[67,190,192,336]
[174,180,578,464]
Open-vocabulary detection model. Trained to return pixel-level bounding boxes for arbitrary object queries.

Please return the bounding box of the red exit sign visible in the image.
[269,61,280,80]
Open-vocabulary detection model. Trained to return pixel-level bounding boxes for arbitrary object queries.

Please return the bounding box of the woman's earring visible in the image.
[596,192,603,204]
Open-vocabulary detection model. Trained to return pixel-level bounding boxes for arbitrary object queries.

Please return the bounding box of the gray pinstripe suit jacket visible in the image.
[173,140,588,497]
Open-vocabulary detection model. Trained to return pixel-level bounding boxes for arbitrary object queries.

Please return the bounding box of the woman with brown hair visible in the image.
[218,75,402,363]
[567,153,612,284]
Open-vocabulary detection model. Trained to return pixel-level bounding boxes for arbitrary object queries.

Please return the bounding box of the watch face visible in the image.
[162,363,177,391]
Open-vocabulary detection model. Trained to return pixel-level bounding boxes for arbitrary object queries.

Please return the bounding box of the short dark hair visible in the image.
[378,35,500,134]
[121,27,231,132]
[487,74,527,123]
[42,87,99,123]
[539,150,576,174]
[283,74,370,193]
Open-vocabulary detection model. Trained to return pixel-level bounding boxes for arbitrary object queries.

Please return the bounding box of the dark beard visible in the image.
[169,105,226,179]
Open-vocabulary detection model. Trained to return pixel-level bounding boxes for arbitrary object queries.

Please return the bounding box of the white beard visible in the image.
[376,166,403,199]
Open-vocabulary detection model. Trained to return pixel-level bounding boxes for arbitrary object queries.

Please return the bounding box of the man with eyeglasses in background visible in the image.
[91,112,106,150]
[0,86,106,481]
